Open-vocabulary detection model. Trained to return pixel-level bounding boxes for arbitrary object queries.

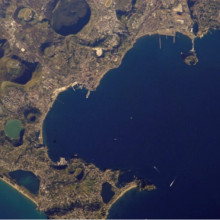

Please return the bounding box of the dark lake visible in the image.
[51,0,91,36]
[43,31,220,218]
[9,170,40,195]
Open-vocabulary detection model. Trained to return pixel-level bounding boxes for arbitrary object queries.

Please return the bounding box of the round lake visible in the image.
[4,119,22,139]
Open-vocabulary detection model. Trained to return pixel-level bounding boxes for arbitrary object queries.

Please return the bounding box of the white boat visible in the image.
[170,177,177,187]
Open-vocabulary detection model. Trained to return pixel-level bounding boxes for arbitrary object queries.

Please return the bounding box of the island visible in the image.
[0,0,220,218]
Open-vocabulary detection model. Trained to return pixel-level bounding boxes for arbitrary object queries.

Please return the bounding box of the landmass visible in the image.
[0,0,219,218]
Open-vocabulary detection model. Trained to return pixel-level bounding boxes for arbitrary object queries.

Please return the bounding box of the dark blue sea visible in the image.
[42,31,219,218]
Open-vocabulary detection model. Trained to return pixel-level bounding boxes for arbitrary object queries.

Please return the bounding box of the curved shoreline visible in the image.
[0,176,38,206]
[1,32,194,218]
[39,81,79,143]
[37,31,193,218]
[105,182,137,218]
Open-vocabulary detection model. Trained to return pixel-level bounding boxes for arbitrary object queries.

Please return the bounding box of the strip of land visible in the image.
[0,176,38,206]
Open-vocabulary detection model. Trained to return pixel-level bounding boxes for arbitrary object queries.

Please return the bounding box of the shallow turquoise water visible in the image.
[0,179,46,219]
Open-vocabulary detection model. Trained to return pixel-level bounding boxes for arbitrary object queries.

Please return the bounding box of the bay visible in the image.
[44,31,220,218]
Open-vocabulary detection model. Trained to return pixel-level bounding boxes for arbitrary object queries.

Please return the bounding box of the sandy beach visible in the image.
[0,176,38,206]
[105,182,137,218]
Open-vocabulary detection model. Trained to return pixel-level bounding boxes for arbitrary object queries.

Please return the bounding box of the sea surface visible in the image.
[43,31,220,218]
[0,179,46,219]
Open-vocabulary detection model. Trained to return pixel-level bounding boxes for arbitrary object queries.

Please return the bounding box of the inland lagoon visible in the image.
[44,31,220,218]
[9,170,40,195]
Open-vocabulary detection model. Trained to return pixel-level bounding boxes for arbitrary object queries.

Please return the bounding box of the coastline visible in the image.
[0,176,38,206]
[40,31,195,146]
[39,81,79,143]
[105,182,137,219]
[93,30,194,90]
[0,0,217,217]
[36,31,195,217]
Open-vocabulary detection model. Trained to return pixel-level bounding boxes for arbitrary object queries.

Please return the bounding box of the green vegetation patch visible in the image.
[4,119,22,139]
[17,8,34,22]
[78,179,95,193]
[115,0,133,11]
[1,64,42,95]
